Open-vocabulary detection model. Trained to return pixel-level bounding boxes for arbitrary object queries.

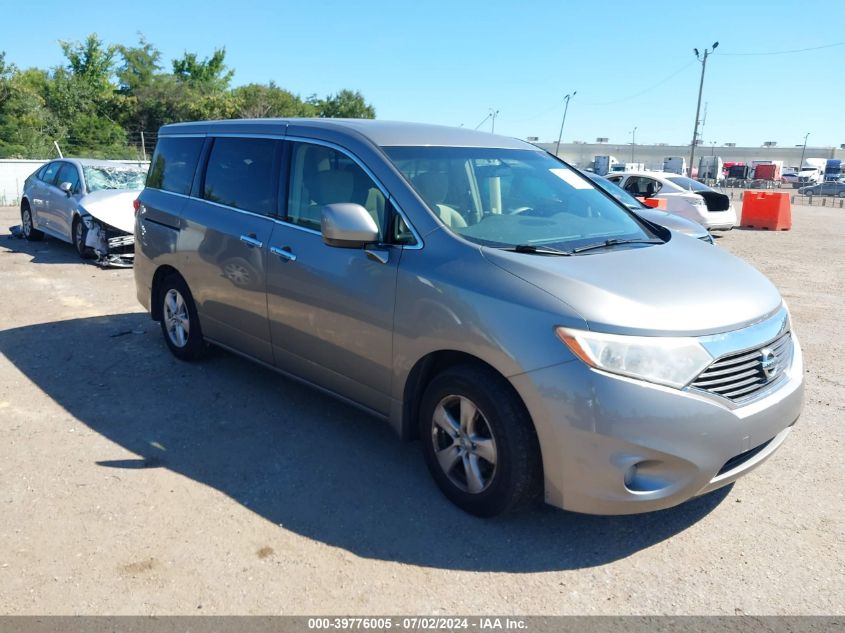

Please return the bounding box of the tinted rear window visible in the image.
[202,137,281,215]
[146,137,204,195]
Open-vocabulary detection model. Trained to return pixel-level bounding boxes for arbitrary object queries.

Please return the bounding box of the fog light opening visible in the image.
[623,460,670,493]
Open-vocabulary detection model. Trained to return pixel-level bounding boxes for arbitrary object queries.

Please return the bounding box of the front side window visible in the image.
[40,162,60,185]
[55,163,81,193]
[147,137,204,195]
[287,142,386,236]
[384,147,656,251]
[202,137,281,215]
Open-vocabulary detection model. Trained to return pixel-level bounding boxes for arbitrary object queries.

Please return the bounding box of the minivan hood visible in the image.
[78,190,141,233]
[482,236,782,336]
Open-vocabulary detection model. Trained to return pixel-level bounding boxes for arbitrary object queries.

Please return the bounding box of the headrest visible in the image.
[413,171,449,204]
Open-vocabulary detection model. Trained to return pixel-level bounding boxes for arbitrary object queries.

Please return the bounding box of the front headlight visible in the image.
[556,327,713,389]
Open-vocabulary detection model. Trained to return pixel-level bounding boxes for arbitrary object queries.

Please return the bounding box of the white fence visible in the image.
[0,160,46,206]
[0,160,150,206]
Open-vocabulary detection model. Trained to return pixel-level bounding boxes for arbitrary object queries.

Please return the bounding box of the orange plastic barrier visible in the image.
[741,191,792,230]
[641,197,667,209]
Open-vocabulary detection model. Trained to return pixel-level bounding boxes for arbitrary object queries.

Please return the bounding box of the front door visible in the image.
[52,162,82,240]
[266,141,400,414]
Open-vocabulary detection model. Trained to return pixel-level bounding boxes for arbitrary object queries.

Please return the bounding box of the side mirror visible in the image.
[59,182,73,196]
[321,203,379,248]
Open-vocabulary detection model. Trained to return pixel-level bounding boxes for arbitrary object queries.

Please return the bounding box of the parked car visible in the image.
[606,171,737,230]
[798,181,845,197]
[20,159,147,266]
[581,170,713,244]
[136,119,803,517]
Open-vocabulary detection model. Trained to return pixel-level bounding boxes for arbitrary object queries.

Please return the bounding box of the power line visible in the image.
[717,40,845,56]
[580,60,696,106]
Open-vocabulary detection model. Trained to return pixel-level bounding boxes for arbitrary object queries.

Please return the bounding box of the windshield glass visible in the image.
[83,165,148,193]
[667,176,712,192]
[384,147,657,250]
[582,172,643,209]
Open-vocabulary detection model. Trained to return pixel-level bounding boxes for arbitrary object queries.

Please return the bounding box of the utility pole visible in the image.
[630,126,637,163]
[555,91,576,157]
[141,131,147,162]
[689,42,718,178]
[490,109,499,134]
[799,132,810,172]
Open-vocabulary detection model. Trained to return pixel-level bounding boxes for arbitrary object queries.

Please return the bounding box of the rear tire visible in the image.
[72,217,95,259]
[419,364,542,516]
[158,274,206,361]
[20,202,44,241]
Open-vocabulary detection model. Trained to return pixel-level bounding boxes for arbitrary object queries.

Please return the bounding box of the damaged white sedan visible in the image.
[20,158,147,267]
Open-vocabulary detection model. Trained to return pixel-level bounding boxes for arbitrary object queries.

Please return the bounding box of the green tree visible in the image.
[311,89,375,119]
[59,34,116,93]
[116,34,162,95]
[232,82,314,118]
[172,48,233,92]
[0,62,65,158]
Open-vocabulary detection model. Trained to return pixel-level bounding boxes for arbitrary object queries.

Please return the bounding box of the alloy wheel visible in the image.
[163,288,190,348]
[22,208,32,237]
[431,395,498,494]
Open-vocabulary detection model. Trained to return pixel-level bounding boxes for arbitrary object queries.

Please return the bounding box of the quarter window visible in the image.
[202,137,281,215]
[287,142,386,236]
[147,137,204,195]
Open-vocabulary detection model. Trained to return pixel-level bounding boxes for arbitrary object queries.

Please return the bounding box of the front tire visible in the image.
[21,202,44,241]
[158,274,205,361]
[419,364,542,516]
[72,217,95,259]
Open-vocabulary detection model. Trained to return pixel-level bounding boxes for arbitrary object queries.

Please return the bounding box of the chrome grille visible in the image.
[691,331,792,402]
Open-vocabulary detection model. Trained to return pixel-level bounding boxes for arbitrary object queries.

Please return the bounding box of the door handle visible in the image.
[239,234,263,248]
[270,246,297,262]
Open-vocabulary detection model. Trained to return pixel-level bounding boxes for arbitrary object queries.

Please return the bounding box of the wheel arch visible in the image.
[150,265,182,321]
[399,350,534,443]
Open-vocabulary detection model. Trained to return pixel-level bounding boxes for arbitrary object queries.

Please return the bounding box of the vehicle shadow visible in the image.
[0,313,732,572]
[2,228,84,265]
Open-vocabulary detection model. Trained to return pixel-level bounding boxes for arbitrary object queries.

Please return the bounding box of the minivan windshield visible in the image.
[582,171,643,210]
[384,147,658,251]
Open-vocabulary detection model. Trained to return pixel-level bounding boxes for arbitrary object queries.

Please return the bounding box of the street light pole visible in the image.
[799,132,810,174]
[631,126,637,162]
[555,91,576,157]
[490,109,499,134]
[689,42,718,178]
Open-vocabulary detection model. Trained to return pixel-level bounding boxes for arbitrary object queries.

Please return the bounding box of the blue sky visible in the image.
[3,0,844,147]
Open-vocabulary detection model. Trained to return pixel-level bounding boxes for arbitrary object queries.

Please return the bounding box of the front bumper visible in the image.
[511,334,803,515]
[84,216,134,268]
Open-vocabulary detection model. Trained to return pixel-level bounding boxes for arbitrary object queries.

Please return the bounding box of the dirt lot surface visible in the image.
[0,203,842,615]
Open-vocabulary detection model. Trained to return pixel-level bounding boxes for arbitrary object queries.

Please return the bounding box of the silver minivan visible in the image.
[135,119,803,517]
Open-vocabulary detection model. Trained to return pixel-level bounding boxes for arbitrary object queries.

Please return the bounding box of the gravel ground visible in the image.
[0,203,842,615]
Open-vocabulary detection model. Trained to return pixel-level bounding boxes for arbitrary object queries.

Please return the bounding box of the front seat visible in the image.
[412,172,467,228]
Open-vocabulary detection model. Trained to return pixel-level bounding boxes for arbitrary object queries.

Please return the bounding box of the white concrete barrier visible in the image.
[0,160,46,206]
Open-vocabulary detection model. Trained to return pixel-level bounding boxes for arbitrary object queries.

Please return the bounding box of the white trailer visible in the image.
[593,155,618,176]
[663,156,687,175]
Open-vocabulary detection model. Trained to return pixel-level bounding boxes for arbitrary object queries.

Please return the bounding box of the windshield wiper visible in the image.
[505,244,573,256]
[570,238,663,254]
